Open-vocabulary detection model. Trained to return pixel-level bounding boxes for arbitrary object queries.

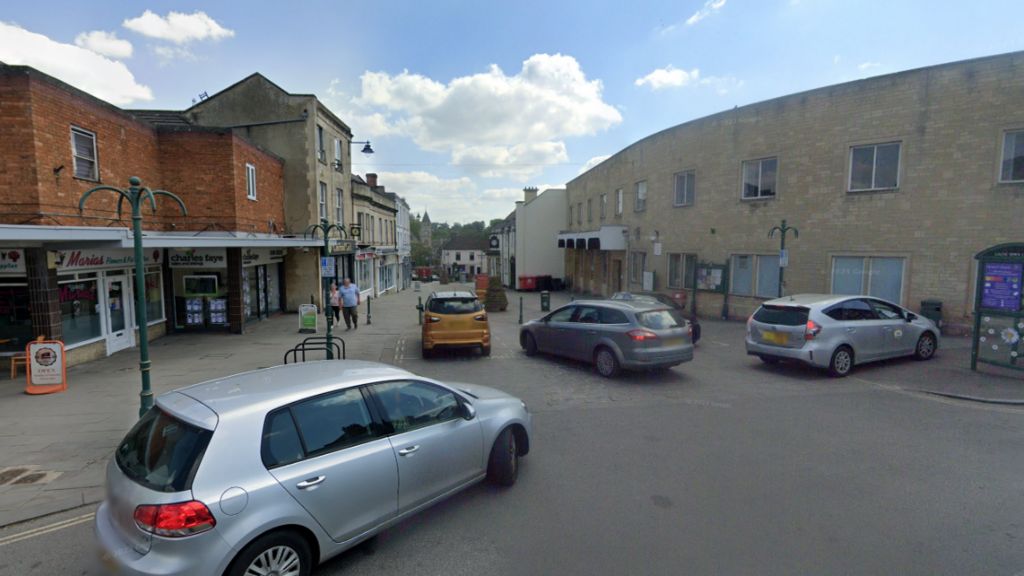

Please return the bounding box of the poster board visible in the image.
[25,340,67,395]
[696,264,728,293]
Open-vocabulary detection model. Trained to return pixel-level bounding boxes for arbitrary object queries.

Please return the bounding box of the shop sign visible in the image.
[56,248,160,272]
[298,304,318,333]
[242,248,286,267]
[320,257,336,277]
[168,248,227,269]
[25,340,67,395]
[0,249,25,275]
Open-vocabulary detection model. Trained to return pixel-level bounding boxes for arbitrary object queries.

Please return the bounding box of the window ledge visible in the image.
[73,176,100,184]
[996,180,1024,187]
[847,187,899,194]
[672,203,694,208]
[740,196,776,202]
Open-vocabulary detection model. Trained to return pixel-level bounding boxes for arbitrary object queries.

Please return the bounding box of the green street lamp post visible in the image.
[306,217,348,358]
[79,176,187,417]
[768,219,799,298]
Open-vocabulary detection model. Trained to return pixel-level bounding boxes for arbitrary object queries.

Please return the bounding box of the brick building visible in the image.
[0,63,318,365]
[561,51,1024,333]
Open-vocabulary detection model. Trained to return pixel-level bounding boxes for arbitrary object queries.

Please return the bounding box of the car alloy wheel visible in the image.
[595,348,619,378]
[245,545,302,576]
[915,333,936,360]
[829,346,853,377]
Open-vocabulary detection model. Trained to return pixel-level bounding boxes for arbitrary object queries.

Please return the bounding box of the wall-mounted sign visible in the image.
[242,248,286,267]
[320,257,336,278]
[25,340,67,395]
[168,248,227,269]
[980,262,1023,312]
[55,248,160,272]
[0,249,25,276]
[696,264,727,293]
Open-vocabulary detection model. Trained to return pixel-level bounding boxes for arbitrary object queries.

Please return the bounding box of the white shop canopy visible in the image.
[556,225,627,251]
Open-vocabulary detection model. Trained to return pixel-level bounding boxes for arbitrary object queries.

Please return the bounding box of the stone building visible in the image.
[351,173,399,297]
[561,51,1024,333]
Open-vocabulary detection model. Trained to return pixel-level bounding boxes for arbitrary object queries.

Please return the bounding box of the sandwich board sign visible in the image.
[298,304,319,333]
[26,340,67,395]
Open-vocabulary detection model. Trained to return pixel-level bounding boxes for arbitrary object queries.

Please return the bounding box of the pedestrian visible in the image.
[339,277,360,330]
[328,282,341,322]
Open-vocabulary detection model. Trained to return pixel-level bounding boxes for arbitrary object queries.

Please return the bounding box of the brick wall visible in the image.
[232,136,285,234]
[0,72,39,219]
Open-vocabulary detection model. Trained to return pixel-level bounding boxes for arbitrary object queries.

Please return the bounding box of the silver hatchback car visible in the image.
[95,360,531,576]
[519,299,694,377]
[745,294,940,377]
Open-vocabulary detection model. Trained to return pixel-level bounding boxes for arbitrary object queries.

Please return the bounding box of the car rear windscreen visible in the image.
[636,309,687,330]
[115,407,212,493]
[428,298,482,314]
[753,305,809,326]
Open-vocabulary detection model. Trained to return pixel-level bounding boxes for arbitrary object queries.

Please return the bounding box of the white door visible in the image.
[105,276,135,354]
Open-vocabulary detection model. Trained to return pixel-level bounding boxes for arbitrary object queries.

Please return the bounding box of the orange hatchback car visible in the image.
[419,291,491,358]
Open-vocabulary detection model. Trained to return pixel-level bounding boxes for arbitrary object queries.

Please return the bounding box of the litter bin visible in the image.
[540,290,550,312]
[920,299,942,326]
[538,275,553,291]
[519,275,537,291]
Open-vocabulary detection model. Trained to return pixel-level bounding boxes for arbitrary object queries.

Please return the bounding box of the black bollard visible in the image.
[367,295,372,326]
[518,296,523,324]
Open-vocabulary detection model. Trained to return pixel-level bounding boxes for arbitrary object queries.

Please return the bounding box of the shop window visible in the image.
[831,256,905,304]
[137,269,164,324]
[59,277,102,345]
[668,253,697,289]
[0,284,32,351]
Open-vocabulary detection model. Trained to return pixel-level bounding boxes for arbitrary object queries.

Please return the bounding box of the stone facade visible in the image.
[565,51,1024,332]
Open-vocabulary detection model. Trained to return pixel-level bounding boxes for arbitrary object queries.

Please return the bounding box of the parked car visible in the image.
[95,360,531,576]
[610,291,702,344]
[745,294,940,377]
[418,290,491,358]
[519,300,694,377]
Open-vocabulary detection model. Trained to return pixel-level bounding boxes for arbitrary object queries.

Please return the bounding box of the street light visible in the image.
[79,176,187,417]
[768,219,799,298]
[352,140,374,154]
[305,218,351,358]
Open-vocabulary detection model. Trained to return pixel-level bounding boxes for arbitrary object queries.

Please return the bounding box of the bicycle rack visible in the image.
[284,335,347,364]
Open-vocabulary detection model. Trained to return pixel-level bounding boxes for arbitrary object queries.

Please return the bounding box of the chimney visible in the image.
[523,186,538,203]
[366,173,378,187]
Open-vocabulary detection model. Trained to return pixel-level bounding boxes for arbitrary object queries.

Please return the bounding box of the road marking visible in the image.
[0,512,95,547]
[710,340,731,347]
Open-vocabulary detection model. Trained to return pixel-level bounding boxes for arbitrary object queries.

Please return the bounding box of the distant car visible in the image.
[419,290,491,358]
[519,300,694,377]
[745,294,939,377]
[610,291,701,343]
[95,361,531,576]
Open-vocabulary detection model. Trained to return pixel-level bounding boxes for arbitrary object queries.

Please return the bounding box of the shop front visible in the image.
[355,249,376,297]
[242,247,286,321]
[0,248,31,354]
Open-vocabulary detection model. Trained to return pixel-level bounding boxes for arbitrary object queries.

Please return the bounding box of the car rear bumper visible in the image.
[423,330,490,349]
[94,501,230,576]
[745,337,828,368]
[621,345,694,369]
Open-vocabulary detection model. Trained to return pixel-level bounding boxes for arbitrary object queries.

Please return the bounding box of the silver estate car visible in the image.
[519,299,694,377]
[745,294,940,377]
[95,360,531,576]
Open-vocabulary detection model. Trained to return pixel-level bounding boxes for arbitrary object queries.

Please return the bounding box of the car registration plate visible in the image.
[664,337,684,347]
[762,331,788,345]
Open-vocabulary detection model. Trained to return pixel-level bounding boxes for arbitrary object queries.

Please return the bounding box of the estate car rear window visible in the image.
[753,305,810,326]
[428,298,482,314]
[115,407,212,493]
[636,309,687,329]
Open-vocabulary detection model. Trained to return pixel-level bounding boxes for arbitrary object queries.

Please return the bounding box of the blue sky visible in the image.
[2,1,1022,224]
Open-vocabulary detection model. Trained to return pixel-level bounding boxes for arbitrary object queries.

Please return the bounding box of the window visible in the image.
[616,189,623,215]
[139,268,164,324]
[868,299,904,320]
[741,157,778,199]
[831,256,905,304]
[1001,130,1024,182]
[316,125,326,162]
[245,163,257,200]
[371,381,461,434]
[0,284,31,352]
[318,182,327,219]
[59,275,102,345]
[849,143,900,191]
[730,254,780,298]
[469,252,475,261]
[637,309,687,330]
[599,307,628,324]
[547,306,575,323]
[71,127,98,180]
[116,408,212,493]
[577,203,583,225]
[824,299,876,321]
[335,188,344,225]
[600,193,607,219]
[333,138,342,171]
[674,170,695,206]
[456,252,461,261]
[587,199,593,222]
[575,306,600,324]
[630,251,646,283]
[428,297,482,314]
[261,409,304,469]
[668,253,697,289]
[634,181,647,212]
[291,388,376,457]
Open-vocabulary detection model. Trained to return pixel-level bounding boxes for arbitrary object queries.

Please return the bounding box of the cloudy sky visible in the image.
[2,1,1021,223]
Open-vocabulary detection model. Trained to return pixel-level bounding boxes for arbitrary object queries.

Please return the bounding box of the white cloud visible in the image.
[153,45,197,62]
[351,53,621,178]
[74,30,133,59]
[578,154,611,175]
[0,22,153,105]
[635,66,700,90]
[451,141,569,181]
[858,61,881,71]
[686,0,727,26]
[123,10,234,44]
[833,54,841,65]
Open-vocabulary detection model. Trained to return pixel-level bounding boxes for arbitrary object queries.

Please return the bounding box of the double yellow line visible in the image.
[0,512,95,547]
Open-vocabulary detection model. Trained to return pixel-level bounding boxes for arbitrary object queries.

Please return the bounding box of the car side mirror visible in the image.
[461,402,476,420]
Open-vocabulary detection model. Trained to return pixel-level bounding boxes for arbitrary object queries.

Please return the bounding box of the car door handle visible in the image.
[296,476,325,489]
[398,445,420,456]
[846,327,856,333]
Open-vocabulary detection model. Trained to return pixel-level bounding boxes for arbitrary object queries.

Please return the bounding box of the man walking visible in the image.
[339,277,360,330]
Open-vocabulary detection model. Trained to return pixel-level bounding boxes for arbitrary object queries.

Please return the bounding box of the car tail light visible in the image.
[746,315,754,331]
[134,501,216,537]
[427,316,441,323]
[688,324,693,339]
[473,314,487,321]
[627,329,658,342]
[805,320,822,340]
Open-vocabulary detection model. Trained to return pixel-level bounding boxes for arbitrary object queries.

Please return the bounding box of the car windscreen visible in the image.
[753,305,810,326]
[115,407,212,493]
[636,309,688,330]
[428,298,482,314]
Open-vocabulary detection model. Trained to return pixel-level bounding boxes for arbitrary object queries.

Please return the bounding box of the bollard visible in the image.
[540,290,550,312]
[366,295,372,326]
[417,296,423,325]
[518,296,523,324]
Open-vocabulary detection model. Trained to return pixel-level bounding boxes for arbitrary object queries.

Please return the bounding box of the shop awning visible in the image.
[0,225,322,249]
[556,226,627,251]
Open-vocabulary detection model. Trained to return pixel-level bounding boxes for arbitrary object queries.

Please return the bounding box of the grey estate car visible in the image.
[519,300,694,377]
[95,361,531,576]
[745,294,940,377]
